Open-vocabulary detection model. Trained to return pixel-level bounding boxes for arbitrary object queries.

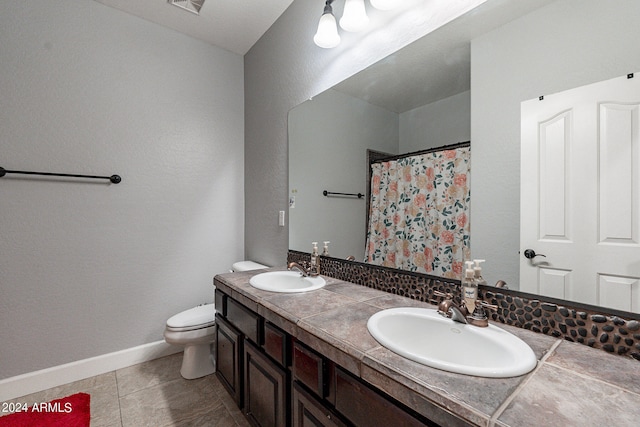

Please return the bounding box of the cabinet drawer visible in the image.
[263,322,289,367]
[214,289,226,316]
[293,341,325,398]
[227,297,261,344]
[293,381,347,427]
[335,367,429,427]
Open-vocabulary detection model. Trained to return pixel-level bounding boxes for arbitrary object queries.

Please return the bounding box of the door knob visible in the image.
[524,249,546,259]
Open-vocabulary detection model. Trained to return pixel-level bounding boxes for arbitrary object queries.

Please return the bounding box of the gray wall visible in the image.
[288,89,398,259]
[0,0,244,379]
[471,0,640,287]
[399,91,471,153]
[244,0,486,267]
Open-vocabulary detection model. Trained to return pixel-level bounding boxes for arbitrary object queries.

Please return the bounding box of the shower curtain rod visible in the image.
[371,141,470,164]
[0,166,121,184]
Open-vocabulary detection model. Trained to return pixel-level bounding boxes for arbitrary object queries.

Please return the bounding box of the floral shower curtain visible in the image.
[364,145,471,279]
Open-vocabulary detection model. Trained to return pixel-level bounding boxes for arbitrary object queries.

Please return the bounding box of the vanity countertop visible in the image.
[214,268,640,427]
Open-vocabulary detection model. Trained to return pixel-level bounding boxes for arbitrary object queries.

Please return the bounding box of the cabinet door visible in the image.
[244,339,288,427]
[293,382,346,427]
[216,315,242,406]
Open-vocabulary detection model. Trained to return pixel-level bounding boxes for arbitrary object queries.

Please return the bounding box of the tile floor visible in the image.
[3,353,251,427]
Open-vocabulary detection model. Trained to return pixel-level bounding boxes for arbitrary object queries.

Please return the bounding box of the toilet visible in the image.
[164,260,268,379]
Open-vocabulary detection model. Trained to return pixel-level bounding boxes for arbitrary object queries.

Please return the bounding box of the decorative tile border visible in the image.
[288,250,640,362]
[288,250,462,304]
[481,289,640,360]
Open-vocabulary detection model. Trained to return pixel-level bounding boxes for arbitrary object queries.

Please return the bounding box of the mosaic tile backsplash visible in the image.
[288,250,640,361]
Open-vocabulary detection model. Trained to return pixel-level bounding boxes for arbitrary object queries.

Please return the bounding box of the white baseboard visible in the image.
[0,341,182,402]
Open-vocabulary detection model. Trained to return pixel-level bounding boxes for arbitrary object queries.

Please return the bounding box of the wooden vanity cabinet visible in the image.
[215,288,439,427]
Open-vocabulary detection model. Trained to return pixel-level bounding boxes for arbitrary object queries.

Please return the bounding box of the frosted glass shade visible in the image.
[339,0,369,32]
[370,0,398,10]
[314,12,341,48]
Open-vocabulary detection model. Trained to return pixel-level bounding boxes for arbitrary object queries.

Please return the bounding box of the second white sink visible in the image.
[249,271,326,293]
[367,307,537,378]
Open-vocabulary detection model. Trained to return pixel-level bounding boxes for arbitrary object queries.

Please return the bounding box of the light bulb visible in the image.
[340,0,369,32]
[314,11,341,48]
[370,0,397,10]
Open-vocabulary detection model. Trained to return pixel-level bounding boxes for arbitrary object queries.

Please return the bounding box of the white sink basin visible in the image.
[367,307,537,378]
[249,271,326,293]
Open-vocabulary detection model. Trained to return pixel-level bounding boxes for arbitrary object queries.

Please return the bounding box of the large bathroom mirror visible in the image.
[289,0,640,313]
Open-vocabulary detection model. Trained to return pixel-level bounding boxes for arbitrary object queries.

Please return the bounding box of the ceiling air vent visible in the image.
[169,0,205,15]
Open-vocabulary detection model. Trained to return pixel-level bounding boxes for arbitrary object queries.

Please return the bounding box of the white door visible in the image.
[520,73,640,312]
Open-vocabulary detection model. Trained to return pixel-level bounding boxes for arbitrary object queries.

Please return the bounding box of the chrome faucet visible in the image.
[433,290,497,327]
[448,304,469,324]
[288,262,309,277]
[287,261,320,277]
[434,291,468,324]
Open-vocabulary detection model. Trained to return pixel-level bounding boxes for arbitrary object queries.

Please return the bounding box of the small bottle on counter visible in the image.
[322,241,330,256]
[463,261,478,313]
[473,259,488,287]
[310,242,320,275]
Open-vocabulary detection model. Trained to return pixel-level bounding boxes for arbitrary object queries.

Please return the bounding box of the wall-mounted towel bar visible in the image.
[323,190,364,199]
[0,166,121,184]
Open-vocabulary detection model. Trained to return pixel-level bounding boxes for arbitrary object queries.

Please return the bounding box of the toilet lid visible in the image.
[167,305,216,329]
[232,261,268,272]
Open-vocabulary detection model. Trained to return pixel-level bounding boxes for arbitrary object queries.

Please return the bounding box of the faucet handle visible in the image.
[478,300,498,312]
[466,300,498,328]
[288,261,311,277]
[433,290,454,314]
[494,280,508,289]
[433,290,453,299]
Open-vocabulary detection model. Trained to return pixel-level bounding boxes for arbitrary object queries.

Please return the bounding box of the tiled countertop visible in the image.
[214,268,640,427]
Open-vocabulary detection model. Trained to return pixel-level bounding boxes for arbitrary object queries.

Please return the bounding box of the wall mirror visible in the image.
[288,0,640,314]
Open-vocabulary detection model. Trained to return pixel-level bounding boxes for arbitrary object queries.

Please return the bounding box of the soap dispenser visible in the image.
[463,261,478,313]
[473,259,488,287]
[310,242,320,276]
[322,241,330,257]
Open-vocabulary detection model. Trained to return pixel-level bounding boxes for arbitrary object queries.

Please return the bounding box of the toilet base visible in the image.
[180,343,216,379]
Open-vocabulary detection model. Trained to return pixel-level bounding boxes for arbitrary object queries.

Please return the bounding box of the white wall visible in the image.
[244,0,487,267]
[0,0,244,380]
[288,89,398,259]
[399,91,470,153]
[471,0,640,287]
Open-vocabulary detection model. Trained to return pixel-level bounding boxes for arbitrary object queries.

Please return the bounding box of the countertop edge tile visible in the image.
[294,326,362,377]
[361,363,488,427]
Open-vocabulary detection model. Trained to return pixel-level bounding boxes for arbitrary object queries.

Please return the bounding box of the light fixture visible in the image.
[313,1,341,49]
[340,0,369,32]
[314,0,399,48]
[370,0,397,10]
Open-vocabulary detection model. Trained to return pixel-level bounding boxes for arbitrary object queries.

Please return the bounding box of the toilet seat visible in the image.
[166,304,216,332]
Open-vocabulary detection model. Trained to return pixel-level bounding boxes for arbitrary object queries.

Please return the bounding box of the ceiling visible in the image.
[94,0,295,55]
[332,0,555,113]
